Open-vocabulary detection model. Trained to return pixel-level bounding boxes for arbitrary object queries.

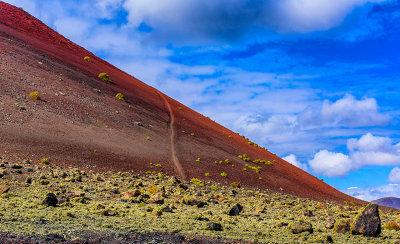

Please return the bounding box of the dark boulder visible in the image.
[43,193,58,207]
[229,203,243,216]
[206,222,223,231]
[351,203,381,237]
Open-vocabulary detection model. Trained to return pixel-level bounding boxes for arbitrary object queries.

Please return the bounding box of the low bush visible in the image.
[98,73,111,83]
[230,182,240,188]
[220,172,227,177]
[40,158,50,165]
[385,222,400,231]
[29,91,40,100]
[84,56,91,62]
[115,93,125,101]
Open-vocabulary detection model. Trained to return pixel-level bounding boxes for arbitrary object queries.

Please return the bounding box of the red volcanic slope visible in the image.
[0,1,364,204]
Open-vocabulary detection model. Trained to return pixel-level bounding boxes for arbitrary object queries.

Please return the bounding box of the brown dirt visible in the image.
[0,1,365,205]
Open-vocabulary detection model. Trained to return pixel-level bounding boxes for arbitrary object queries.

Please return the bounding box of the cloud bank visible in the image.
[307,133,400,177]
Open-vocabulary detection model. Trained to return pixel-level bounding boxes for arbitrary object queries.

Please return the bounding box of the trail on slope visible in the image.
[156,91,186,180]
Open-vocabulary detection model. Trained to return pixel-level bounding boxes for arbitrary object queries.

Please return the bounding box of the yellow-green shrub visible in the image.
[29,91,40,100]
[115,93,125,101]
[98,73,111,82]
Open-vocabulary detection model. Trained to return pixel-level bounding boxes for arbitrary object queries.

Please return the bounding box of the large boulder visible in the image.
[351,203,381,237]
[289,220,313,234]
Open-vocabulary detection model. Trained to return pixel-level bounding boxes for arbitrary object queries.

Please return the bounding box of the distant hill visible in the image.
[372,197,400,209]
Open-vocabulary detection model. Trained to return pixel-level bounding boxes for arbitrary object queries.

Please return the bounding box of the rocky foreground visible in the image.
[0,154,400,243]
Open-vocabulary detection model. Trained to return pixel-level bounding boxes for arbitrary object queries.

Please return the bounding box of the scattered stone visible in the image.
[70,191,85,198]
[103,209,116,216]
[229,203,243,216]
[45,234,65,242]
[151,208,162,217]
[40,179,49,185]
[183,198,207,208]
[149,193,165,204]
[325,218,336,229]
[26,177,32,184]
[43,193,58,207]
[303,210,314,217]
[122,190,141,198]
[0,184,10,195]
[95,204,106,210]
[334,219,350,233]
[11,164,23,169]
[178,184,188,191]
[161,206,173,213]
[168,176,181,185]
[351,203,381,237]
[289,220,313,234]
[326,235,334,243]
[57,196,70,204]
[206,222,223,231]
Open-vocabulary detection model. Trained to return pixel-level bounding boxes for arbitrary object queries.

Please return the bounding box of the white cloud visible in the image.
[348,133,400,166]
[121,0,387,43]
[308,133,400,177]
[272,0,386,33]
[299,94,390,128]
[389,167,400,183]
[282,154,308,171]
[343,184,400,201]
[308,150,352,177]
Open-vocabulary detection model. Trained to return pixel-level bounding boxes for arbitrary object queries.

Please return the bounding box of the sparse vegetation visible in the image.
[0,155,398,243]
[98,72,111,83]
[385,222,400,231]
[115,93,125,101]
[220,172,227,177]
[29,91,40,100]
[84,56,91,62]
[40,158,49,165]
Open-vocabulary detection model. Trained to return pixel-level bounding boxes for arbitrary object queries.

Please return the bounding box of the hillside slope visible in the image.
[0,1,363,204]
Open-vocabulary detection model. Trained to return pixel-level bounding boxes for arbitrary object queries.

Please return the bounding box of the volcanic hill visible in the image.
[0,1,360,204]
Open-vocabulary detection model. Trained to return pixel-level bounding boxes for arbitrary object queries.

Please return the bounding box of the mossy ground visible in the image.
[0,156,400,243]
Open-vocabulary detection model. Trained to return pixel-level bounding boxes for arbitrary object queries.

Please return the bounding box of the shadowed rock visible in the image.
[334,219,350,233]
[206,222,223,231]
[351,203,381,237]
[43,193,58,207]
[289,220,313,234]
[229,203,243,216]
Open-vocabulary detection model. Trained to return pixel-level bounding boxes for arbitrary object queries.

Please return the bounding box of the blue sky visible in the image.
[5,0,400,201]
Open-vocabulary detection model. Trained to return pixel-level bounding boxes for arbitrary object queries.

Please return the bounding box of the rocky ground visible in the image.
[0,153,400,243]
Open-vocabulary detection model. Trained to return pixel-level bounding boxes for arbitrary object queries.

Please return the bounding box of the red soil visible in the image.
[0,1,365,205]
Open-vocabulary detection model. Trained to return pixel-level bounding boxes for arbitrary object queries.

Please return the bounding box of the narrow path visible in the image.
[156,91,186,180]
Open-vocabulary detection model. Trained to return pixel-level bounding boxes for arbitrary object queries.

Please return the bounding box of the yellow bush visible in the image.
[115,93,125,101]
[84,56,91,62]
[385,222,400,231]
[29,91,40,100]
[40,158,50,165]
[98,73,111,83]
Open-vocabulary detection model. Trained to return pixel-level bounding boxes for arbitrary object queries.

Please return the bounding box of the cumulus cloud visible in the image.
[282,154,308,171]
[389,167,400,183]
[271,0,386,33]
[299,94,390,128]
[308,150,352,177]
[121,0,387,42]
[348,133,400,166]
[343,184,400,201]
[308,133,400,177]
